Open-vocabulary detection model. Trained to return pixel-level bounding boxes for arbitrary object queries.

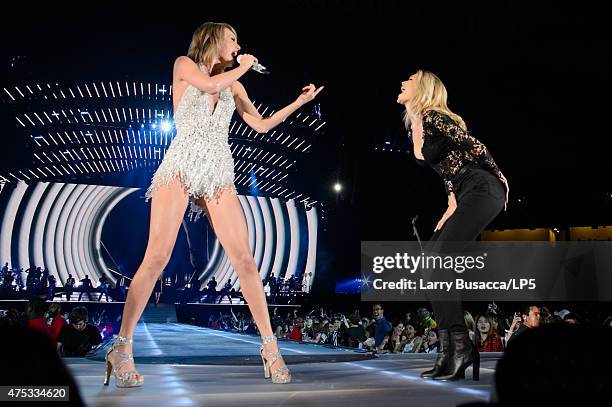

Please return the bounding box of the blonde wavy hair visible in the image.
[187,22,237,70]
[403,70,466,130]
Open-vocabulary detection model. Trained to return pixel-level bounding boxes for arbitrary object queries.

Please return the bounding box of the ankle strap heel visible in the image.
[260,334,291,384]
[104,335,144,388]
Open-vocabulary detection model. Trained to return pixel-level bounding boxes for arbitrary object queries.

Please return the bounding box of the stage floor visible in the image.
[65,318,499,406]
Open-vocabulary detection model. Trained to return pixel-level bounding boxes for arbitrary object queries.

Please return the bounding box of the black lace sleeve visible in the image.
[424,110,506,188]
[423,110,487,161]
[423,110,508,208]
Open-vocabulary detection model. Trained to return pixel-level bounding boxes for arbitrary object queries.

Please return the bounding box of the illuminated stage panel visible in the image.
[2,80,326,207]
[0,181,28,268]
[304,207,318,292]
[92,186,140,284]
[258,197,275,280]
[17,182,48,271]
[0,181,317,289]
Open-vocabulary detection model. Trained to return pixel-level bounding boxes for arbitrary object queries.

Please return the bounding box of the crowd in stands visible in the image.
[200,302,612,355]
[0,298,112,357]
[3,295,611,360]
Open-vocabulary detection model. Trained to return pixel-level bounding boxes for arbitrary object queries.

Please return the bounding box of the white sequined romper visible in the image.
[145,64,237,219]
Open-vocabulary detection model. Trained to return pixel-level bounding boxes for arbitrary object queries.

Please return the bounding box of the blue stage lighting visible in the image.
[249,167,259,195]
[161,121,172,132]
[335,278,361,294]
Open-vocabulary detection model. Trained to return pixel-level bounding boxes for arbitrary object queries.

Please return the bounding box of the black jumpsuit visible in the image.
[416,110,508,332]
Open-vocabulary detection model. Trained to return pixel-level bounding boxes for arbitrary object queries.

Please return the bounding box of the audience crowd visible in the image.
[197,302,612,354]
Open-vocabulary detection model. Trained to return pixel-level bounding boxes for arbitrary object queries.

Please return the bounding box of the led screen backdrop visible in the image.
[0,181,318,291]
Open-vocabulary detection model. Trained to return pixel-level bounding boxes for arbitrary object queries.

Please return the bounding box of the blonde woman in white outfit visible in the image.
[104,22,323,387]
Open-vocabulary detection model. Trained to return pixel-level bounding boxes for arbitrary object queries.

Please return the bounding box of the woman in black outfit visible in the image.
[397,70,509,381]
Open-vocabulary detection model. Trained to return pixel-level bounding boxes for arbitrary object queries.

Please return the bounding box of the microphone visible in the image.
[236,55,270,74]
[411,215,423,252]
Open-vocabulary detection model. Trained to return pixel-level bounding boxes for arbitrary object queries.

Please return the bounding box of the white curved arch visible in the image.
[33,183,63,277]
[284,200,300,280]
[18,182,48,270]
[50,183,78,282]
[93,187,140,281]
[42,183,69,280]
[62,184,88,281]
[0,183,318,295]
[304,207,319,292]
[258,197,275,281]
[77,186,111,283]
[0,181,29,268]
[269,198,286,280]
[247,195,265,271]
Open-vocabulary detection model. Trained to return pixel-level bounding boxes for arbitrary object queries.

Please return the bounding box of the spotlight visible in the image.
[333,183,342,192]
[161,121,172,132]
[151,123,157,129]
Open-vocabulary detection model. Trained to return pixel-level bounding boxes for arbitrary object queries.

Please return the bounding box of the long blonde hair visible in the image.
[403,70,466,130]
[187,22,237,70]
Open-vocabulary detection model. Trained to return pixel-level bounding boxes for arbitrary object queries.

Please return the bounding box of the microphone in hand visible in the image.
[237,54,270,74]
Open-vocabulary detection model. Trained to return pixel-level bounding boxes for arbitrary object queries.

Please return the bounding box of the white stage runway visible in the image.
[64,305,499,407]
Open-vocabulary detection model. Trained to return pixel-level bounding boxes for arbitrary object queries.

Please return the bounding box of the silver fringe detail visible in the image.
[145,67,237,221]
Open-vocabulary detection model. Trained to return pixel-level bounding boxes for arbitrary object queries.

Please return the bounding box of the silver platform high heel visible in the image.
[260,334,292,384]
[103,335,144,388]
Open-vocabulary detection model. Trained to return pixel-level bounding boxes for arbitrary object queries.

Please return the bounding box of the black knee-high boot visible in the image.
[421,329,450,378]
[433,330,480,381]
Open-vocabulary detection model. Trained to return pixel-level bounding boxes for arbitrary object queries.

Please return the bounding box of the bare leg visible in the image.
[197,188,288,377]
[108,179,188,380]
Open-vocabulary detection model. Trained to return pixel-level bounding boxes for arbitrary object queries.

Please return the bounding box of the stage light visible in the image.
[333,183,342,192]
[151,123,157,129]
[161,121,172,132]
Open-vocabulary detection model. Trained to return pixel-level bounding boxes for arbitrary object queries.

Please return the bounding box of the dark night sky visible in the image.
[2,1,610,285]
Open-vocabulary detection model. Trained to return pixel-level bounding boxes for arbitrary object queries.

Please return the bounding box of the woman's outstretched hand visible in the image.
[499,173,509,211]
[296,83,324,106]
[434,192,458,232]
